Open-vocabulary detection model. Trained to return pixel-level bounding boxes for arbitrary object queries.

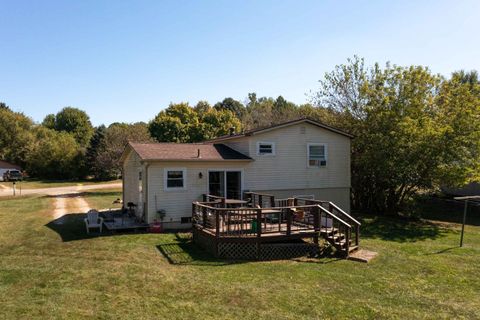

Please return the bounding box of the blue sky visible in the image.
[1,1,479,126]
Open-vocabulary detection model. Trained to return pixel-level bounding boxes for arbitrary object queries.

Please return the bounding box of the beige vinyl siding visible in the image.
[224,137,251,156]
[243,122,351,191]
[122,149,143,213]
[146,161,248,227]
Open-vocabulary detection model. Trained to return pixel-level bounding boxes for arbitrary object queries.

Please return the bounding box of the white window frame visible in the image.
[307,143,328,168]
[164,168,187,191]
[256,141,276,156]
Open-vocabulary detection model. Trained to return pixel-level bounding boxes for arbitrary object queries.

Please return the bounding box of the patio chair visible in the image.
[84,209,103,234]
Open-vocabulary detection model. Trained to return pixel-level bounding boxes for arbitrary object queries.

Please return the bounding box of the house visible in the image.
[0,160,22,182]
[120,118,352,229]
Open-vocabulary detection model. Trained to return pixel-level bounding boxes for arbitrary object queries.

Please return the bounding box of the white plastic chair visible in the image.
[84,210,103,234]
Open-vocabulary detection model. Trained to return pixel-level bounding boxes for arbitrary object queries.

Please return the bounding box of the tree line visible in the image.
[0,94,328,181]
[1,56,479,215]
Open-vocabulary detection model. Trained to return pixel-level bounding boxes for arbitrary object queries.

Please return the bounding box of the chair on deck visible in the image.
[84,210,103,234]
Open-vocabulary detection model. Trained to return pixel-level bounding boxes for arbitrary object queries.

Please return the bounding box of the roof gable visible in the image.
[206,117,353,143]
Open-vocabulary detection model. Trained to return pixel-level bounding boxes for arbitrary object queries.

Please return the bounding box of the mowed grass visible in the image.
[81,188,123,210]
[0,179,121,190]
[0,192,479,319]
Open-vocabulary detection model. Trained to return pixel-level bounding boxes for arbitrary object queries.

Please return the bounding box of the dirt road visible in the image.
[0,182,121,197]
[52,193,92,224]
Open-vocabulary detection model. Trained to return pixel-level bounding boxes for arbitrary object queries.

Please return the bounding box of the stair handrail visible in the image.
[328,202,361,226]
[295,198,361,227]
[316,205,351,229]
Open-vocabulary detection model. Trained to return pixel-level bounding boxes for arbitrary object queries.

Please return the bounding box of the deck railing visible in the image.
[192,201,352,246]
[243,191,275,208]
[295,198,361,248]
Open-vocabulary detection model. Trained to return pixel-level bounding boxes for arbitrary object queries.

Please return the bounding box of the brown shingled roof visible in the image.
[128,142,252,161]
[0,160,21,170]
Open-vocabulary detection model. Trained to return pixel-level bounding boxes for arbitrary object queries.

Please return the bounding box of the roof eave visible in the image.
[205,118,353,142]
[140,158,253,163]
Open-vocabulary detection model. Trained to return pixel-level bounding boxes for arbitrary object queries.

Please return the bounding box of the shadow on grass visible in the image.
[156,233,243,266]
[45,213,118,242]
[360,215,446,242]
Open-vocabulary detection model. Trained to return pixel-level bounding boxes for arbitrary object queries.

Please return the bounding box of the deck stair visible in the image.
[291,198,361,257]
[320,227,359,255]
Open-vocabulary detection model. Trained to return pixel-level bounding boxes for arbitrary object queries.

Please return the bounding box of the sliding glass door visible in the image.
[208,170,242,199]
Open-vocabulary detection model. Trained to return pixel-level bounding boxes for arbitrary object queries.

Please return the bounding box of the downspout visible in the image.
[122,166,125,210]
[144,162,150,223]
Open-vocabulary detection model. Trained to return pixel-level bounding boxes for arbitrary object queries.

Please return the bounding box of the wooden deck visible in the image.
[192,193,361,260]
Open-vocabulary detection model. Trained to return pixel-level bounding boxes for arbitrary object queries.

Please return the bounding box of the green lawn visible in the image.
[0,192,479,319]
[81,188,123,210]
[0,179,121,190]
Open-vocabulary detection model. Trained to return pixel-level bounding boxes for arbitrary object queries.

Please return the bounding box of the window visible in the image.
[257,141,275,156]
[308,143,327,167]
[164,168,186,190]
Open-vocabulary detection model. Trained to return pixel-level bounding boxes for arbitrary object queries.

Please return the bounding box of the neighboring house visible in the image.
[120,118,352,229]
[0,160,21,182]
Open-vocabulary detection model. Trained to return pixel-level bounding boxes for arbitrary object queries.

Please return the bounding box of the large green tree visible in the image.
[0,107,35,166]
[214,97,245,119]
[89,122,153,180]
[198,108,242,140]
[26,127,84,179]
[149,103,200,143]
[43,107,94,147]
[313,57,480,214]
[149,102,242,142]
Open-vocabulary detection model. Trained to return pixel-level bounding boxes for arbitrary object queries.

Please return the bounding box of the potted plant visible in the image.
[150,209,166,233]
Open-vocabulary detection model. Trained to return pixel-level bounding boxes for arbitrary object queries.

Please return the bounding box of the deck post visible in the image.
[345,227,351,256]
[313,206,320,246]
[256,208,262,259]
[203,194,207,202]
[287,198,294,206]
[269,195,275,208]
[215,210,220,257]
[215,211,220,238]
[313,206,320,232]
[192,203,195,224]
[202,206,207,228]
[258,195,263,208]
[221,197,226,208]
[355,224,360,246]
[286,209,292,235]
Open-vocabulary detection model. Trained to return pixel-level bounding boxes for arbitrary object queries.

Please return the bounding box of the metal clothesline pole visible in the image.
[454,195,480,248]
[460,200,467,247]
